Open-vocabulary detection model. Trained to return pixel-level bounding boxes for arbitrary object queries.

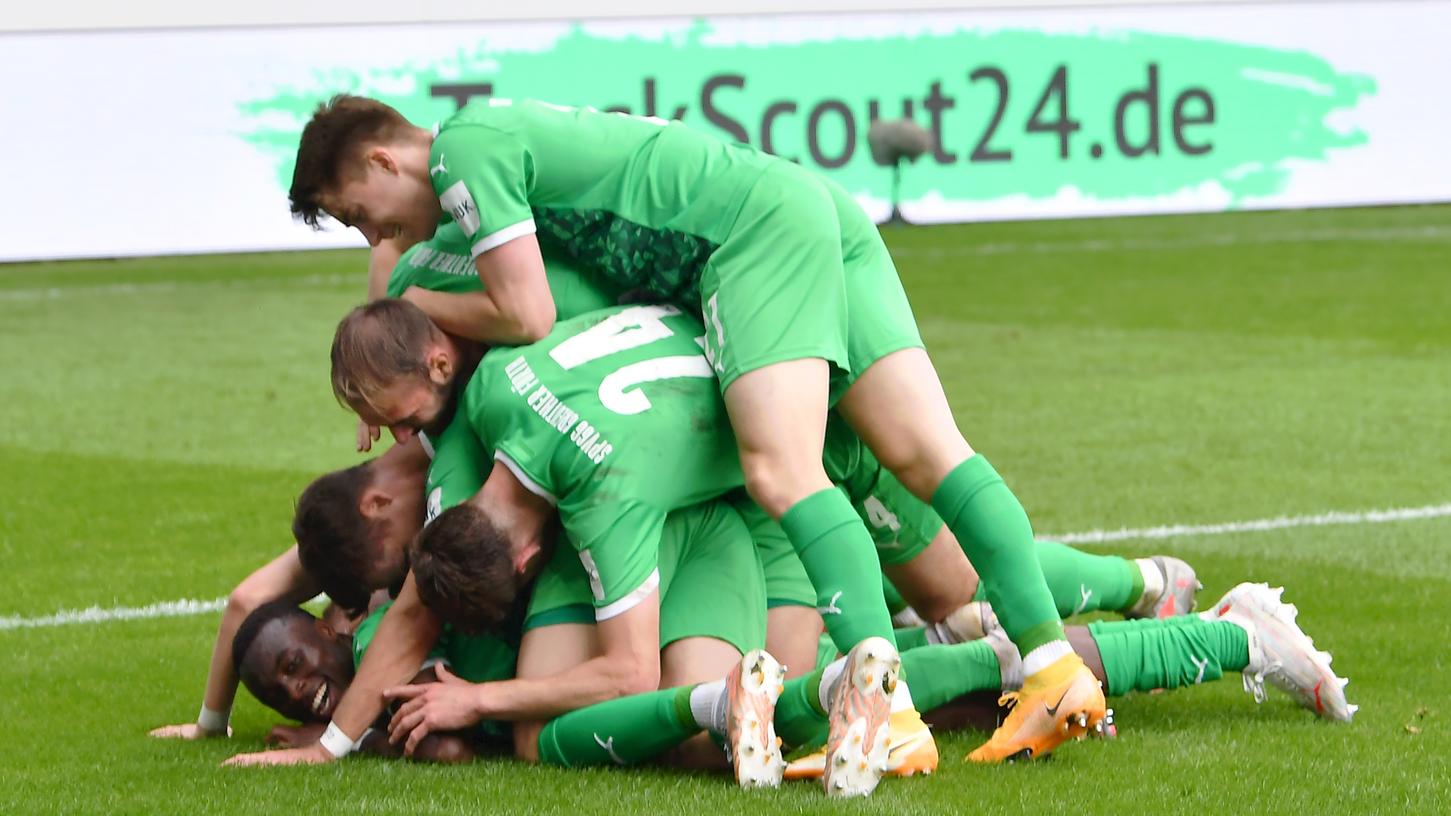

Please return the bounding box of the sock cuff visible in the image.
[1016,619,1068,655]
[1125,560,1147,610]
[780,487,858,548]
[674,685,701,731]
[535,722,567,768]
[805,667,830,717]
[931,455,1003,518]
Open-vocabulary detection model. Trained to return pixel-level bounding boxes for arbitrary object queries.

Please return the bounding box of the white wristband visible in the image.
[319,721,357,759]
[197,705,230,734]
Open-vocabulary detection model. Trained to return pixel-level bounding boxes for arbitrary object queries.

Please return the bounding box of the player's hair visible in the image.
[290,94,414,228]
[292,463,378,612]
[330,298,440,416]
[410,504,518,635]
[232,601,315,676]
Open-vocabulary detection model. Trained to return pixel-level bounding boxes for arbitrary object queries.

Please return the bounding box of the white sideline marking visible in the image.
[0,597,225,631]
[1044,502,1451,545]
[4,503,1449,632]
[890,224,1451,260]
[0,593,329,632]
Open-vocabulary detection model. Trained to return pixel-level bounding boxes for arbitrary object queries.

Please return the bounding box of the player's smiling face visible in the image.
[325,148,441,248]
[242,617,353,724]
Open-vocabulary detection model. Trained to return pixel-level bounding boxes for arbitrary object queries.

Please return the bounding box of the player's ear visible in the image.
[366,146,398,175]
[313,617,337,639]
[512,541,539,579]
[358,486,392,520]
[427,347,453,386]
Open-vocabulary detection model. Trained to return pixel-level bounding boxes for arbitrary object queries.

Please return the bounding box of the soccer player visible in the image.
[284,95,1110,764]
[230,600,487,764]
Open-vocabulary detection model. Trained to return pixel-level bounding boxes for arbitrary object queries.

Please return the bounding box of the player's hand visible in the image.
[356,418,381,452]
[265,723,326,748]
[384,664,483,756]
[222,742,335,767]
[149,722,230,739]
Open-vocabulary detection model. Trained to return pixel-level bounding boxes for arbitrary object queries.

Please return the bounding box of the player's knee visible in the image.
[880,454,957,503]
[739,455,830,519]
[412,734,475,765]
[513,722,544,763]
[905,587,974,624]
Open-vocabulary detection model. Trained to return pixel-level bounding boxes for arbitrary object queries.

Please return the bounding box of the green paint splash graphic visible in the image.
[238,21,1375,206]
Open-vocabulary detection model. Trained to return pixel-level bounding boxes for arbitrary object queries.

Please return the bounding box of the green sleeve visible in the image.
[430,126,536,257]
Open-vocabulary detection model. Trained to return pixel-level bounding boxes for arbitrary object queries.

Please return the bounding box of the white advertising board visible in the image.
[1,1,1446,261]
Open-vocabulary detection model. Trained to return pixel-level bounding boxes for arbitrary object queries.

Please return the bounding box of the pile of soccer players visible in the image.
[151,96,1354,796]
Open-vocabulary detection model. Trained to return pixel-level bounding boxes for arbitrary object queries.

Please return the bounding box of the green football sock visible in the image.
[1087,618,1250,696]
[1030,540,1140,617]
[774,667,830,747]
[536,686,699,767]
[782,488,898,651]
[900,641,1004,712]
[932,456,1064,654]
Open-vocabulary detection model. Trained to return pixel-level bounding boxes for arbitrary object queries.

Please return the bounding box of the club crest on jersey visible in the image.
[439,181,481,236]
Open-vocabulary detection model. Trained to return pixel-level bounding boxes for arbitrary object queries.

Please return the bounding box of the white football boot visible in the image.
[1203,582,1356,722]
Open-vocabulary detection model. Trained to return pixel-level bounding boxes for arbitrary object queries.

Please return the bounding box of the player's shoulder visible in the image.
[439,98,568,136]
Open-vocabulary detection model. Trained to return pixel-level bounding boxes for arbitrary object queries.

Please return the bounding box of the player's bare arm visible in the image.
[402,234,554,343]
[367,238,406,301]
[149,546,318,740]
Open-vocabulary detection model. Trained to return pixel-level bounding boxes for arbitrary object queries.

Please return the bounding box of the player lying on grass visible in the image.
[230,600,485,764]
[289,95,1109,764]
[229,580,1351,796]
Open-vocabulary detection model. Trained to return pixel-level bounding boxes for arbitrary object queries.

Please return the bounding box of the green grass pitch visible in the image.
[1,205,1448,814]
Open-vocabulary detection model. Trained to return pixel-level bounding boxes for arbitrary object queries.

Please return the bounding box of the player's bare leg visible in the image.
[839,347,1104,762]
[722,359,834,519]
[883,526,979,623]
[767,606,825,680]
[723,359,898,652]
[511,623,598,763]
[661,637,750,769]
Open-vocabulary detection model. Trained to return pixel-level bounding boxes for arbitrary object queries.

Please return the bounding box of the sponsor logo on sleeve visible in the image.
[439,180,481,236]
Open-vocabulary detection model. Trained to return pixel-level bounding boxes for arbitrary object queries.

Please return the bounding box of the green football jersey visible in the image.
[351,604,515,686]
[460,303,744,617]
[387,221,625,321]
[429,99,778,303]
